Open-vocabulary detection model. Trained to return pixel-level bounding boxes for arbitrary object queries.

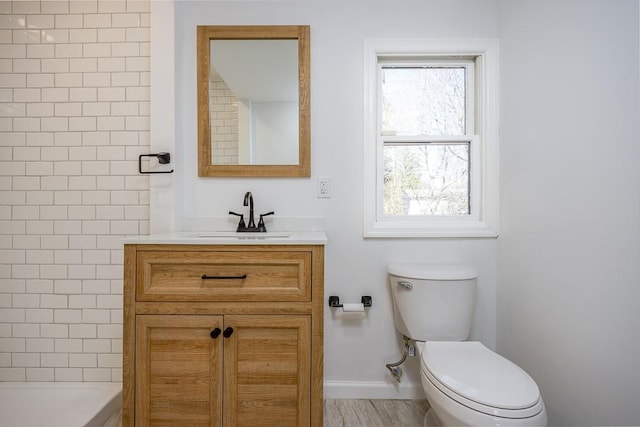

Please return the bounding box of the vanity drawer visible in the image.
[136,250,312,302]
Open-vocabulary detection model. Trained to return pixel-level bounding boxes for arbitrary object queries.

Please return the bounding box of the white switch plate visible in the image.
[317,176,330,198]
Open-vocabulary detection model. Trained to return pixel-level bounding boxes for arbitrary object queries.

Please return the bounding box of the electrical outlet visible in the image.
[318,176,330,198]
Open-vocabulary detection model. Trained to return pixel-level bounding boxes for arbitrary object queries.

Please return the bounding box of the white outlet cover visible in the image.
[318,176,330,198]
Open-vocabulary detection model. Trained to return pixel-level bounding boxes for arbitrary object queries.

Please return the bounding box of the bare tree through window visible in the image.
[381,66,471,216]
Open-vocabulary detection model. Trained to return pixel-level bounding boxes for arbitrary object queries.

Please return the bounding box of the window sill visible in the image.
[364,221,498,239]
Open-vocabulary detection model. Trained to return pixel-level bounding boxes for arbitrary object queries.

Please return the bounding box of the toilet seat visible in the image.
[421,341,544,419]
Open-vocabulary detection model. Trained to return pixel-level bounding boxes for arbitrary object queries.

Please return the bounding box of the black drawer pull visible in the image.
[201,274,247,280]
[223,327,234,338]
[210,328,221,339]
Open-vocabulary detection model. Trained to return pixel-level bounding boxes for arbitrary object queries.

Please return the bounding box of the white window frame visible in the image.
[363,39,499,238]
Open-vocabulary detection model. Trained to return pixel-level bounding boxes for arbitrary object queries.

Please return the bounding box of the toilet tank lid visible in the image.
[388,263,478,280]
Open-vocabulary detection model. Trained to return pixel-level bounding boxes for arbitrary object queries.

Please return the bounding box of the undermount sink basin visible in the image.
[196,232,292,240]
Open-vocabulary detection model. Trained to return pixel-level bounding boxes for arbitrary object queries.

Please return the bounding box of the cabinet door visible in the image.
[224,315,311,427]
[136,315,223,427]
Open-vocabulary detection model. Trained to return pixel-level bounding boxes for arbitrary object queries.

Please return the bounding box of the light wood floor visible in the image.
[324,399,429,426]
[103,399,429,426]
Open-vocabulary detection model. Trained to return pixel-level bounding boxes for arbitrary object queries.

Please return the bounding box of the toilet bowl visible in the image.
[388,264,547,427]
[417,341,547,426]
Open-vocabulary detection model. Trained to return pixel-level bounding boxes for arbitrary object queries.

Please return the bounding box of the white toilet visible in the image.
[388,264,547,427]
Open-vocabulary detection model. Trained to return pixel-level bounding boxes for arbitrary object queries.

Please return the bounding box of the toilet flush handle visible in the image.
[398,280,413,290]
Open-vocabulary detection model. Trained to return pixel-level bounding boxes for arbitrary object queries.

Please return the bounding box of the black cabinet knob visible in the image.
[210,328,221,339]
[223,327,234,338]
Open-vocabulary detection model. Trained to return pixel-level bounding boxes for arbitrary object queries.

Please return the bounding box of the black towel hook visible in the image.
[138,152,174,174]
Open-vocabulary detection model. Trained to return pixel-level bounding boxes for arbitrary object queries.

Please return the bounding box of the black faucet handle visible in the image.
[257,211,274,232]
[229,211,246,231]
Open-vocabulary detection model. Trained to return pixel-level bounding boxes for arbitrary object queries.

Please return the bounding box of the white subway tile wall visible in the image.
[0,0,150,382]
[209,67,239,165]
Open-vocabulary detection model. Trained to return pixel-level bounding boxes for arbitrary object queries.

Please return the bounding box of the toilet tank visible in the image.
[388,264,477,342]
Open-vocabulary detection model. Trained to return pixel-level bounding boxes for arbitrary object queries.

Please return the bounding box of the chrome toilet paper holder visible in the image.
[328,295,372,308]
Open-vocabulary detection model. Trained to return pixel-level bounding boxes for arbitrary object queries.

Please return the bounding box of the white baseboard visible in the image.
[323,380,426,400]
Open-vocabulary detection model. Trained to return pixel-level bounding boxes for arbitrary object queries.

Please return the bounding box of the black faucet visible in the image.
[229,192,274,232]
[244,191,255,229]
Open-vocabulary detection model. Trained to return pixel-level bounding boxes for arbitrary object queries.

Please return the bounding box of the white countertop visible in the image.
[123,231,327,245]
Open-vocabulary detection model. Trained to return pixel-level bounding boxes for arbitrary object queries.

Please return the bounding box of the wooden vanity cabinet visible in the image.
[123,244,324,427]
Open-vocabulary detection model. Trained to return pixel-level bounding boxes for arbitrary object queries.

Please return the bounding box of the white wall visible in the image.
[171,0,499,397]
[252,101,298,165]
[497,0,640,425]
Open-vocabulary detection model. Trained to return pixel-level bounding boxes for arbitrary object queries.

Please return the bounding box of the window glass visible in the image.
[383,143,470,216]
[381,67,466,136]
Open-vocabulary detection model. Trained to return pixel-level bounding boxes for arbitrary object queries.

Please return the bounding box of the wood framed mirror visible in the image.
[197,25,310,177]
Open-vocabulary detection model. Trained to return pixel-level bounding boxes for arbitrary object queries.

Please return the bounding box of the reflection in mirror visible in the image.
[210,40,298,165]
[197,26,310,177]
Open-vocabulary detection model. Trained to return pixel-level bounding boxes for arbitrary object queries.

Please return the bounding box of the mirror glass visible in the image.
[210,40,298,165]
[197,26,310,177]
